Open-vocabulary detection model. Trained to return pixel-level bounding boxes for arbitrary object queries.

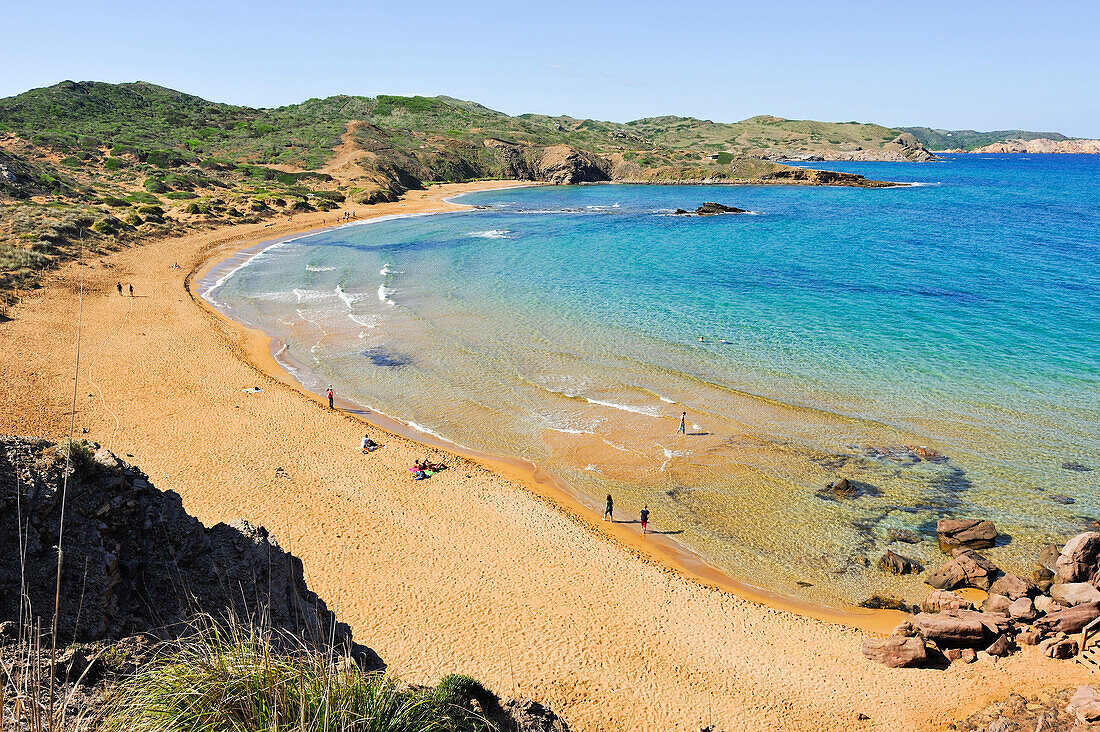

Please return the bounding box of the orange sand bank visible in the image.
[0,181,1086,731]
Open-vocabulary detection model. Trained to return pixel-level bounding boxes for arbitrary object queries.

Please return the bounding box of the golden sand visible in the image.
[0,181,1087,731]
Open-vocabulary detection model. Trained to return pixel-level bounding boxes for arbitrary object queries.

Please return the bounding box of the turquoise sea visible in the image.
[202,155,1100,606]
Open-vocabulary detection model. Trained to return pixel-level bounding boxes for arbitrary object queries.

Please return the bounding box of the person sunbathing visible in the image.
[361,435,381,453]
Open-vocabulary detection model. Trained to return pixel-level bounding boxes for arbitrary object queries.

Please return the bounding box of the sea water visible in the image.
[204,155,1100,606]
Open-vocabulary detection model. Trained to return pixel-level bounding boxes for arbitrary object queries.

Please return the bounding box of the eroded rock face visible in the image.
[937,518,998,551]
[1068,686,1100,727]
[861,635,927,668]
[1008,597,1039,622]
[0,437,372,664]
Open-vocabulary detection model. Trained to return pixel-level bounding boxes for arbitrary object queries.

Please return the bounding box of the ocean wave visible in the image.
[468,229,512,239]
[306,265,336,272]
[380,265,401,276]
[585,398,662,417]
[377,284,396,306]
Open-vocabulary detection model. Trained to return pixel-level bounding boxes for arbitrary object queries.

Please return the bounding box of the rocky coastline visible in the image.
[863,518,1100,670]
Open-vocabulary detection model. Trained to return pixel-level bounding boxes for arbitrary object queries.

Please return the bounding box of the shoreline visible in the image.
[1,178,1088,731]
[189,182,905,634]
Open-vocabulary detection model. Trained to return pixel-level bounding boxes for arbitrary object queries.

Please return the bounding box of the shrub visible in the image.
[137,205,164,217]
[126,192,162,205]
[91,218,118,235]
[122,213,143,227]
[290,199,312,212]
[183,203,201,214]
[59,156,83,167]
[100,623,493,732]
[144,178,168,193]
[104,157,125,170]
[101,196,130,208]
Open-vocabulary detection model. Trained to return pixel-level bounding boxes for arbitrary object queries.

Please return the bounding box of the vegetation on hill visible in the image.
[0,80,915,316]
[900,126,1069,151]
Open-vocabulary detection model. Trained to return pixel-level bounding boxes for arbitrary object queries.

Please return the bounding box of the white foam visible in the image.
[306,265,336,272]
[468,229,511,239]
[407,420,445,440]
[377,284,396,307]
[586,398,661,417]
[380,265,399,276]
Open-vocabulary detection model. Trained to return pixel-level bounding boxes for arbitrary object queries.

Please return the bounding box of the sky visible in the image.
[3,0,1098,137]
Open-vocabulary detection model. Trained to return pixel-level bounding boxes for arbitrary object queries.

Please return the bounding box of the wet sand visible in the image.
[0,180,1087,731]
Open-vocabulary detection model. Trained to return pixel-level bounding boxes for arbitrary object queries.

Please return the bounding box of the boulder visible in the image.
[1008,597,1039,622]
[861,635,928,668]
[926,548,999,591]
[1036,602,1100,634]
[988,573,1036,600]
[1016,629,1043,645]
[1051,582,1100,607]
[879,549,922,575]
[937,518,998,551]
[502,697,571,732]
[982,594,1012,614]
[887,528,922,544]
[913,612,986,646]
[1034,595,1058,614]
[1038,543,1061,573]
[985,634,1013,657]
[1068,686,1100,727]
[1039,637,1078,659]
[920,589,973,614]
[1057,532,1100,583]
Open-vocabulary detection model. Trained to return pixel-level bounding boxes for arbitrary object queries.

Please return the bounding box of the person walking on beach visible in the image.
[640,505,650,534]
[678,412,686,435]
[128,284,134,297]
[604,494,614,522]
[116,282,123,296]
[326,386,334,409]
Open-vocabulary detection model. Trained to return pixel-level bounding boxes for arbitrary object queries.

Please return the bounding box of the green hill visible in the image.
[900,126,1069,151]
[0,79,919,315]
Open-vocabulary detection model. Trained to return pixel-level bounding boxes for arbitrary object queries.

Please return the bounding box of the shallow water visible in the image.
[204,155,1100,606]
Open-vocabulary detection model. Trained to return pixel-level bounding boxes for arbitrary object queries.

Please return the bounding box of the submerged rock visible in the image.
[937,518,998,551]
[879,549,922,575]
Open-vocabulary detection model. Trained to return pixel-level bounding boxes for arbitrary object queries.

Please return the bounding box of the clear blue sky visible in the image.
[4,0,1098,136]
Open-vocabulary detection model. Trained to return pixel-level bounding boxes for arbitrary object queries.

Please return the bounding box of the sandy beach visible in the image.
[0,180,1088,731]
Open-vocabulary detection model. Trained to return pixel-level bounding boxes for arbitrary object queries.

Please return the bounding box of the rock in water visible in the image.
[926,548,999,591]
[695,201,748,215]
[937,518,998,551]
[861,635,928,668]
[879,549,922,575]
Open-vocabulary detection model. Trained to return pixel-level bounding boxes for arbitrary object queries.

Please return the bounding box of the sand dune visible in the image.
[0,181,1087,731]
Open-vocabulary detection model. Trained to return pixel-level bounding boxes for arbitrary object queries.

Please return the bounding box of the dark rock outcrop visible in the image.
[1036,602,1100,635]
[0,436,371,663]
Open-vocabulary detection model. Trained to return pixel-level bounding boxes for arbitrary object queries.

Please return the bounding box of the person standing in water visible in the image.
[603,494,614,522]
[640,505,650,534]
[678,412,686,435]
[326,386,334,409]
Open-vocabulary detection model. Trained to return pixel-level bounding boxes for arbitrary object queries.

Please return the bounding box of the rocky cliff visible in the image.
[0,436,370,660]
[967,138,1100,154]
